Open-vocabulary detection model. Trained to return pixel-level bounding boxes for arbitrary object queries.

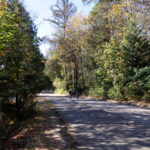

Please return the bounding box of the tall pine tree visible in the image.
[121,21,150,100]
[121,21,150,77]
[0,0,46,119]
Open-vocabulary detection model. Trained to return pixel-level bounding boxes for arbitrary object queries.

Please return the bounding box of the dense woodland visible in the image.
[0,0,150,147]
[45,0,150,101]
[0,0,51,145]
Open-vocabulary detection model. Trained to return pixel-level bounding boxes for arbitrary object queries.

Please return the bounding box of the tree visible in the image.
[64,14,89,93]
[83,0,150,100]
[46,14,89,93]
[0,0,46,120]
[121,21,150,75]
[102,21,150,100]
[82,1,112,96]
[50,0,77,37]
[82,0,117,4]
[45,0,150,101]
[48,0,77,91]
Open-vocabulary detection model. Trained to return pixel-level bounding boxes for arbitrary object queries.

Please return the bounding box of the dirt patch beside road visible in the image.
[6,97,77,150]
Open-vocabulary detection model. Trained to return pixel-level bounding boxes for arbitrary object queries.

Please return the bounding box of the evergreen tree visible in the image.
[121,21,150,100]
[0,0,46,120]
[48,0,77,91]
[0,0,17,101]
[50,0,76,36]
[84,2,112,96]
[121,21,150,77]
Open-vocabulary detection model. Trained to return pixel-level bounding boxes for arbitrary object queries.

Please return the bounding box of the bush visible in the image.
[55,88,68,94]
[124,81,143,100]
[53,78,67,94]
[108,85,124,100]
[89,87,105,97]
[143,92,150,102]
[124,67,150,101]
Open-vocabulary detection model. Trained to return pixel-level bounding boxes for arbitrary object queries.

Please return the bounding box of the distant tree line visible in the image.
[45,0,150,101]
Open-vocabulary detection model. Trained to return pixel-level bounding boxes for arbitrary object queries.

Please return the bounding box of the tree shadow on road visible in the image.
[49,97,150,150]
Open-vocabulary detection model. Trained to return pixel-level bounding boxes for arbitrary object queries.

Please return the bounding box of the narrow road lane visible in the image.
[40,93,150,150]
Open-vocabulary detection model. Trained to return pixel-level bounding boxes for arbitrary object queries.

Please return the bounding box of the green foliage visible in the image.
[45,0,150,103]
[46,0,79,93]
[0,0,47,124]
[53,78,67,94]
[55,88,68,94]
[124,81,144,100]
[108,85,124,100]
[124,67,150,101]
[121,21,150,74]
[118,21,150,101]
[103,40,124,79]
[88,20,150,101]
[44,56,62,80]
[89,87,105,97]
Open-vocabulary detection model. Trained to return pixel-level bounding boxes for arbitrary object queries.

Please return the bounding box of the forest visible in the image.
[0,0,150,148]
[45,0,150,101]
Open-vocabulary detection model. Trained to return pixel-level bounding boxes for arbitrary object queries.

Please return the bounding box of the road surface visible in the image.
[39,93,150,150]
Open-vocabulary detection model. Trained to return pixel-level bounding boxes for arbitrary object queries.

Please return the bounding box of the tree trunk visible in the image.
[80,54,85,89]
[74,56,79,97]
[0,110,3,149]
[16,92,20,116]
[0,110,3,127]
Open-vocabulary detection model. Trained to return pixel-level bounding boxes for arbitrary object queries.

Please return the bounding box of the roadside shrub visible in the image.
[124,81,143,100]
[89,87,105,97]
[143,92,150,102]
[55,88,68,94]
[108,85,124,100]
[53,78,67,94]
[124,67,150,101]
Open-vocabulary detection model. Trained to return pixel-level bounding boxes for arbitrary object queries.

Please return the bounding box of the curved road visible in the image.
[40,93,150,150]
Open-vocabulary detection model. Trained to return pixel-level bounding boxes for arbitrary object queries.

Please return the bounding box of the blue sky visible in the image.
[24,0,94,55]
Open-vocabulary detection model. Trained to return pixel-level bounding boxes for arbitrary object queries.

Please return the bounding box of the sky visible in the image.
[23,0,94,56]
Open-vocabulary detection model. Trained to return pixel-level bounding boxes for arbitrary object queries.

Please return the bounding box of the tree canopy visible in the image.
[45,0,150,100]
[0,0,51,124]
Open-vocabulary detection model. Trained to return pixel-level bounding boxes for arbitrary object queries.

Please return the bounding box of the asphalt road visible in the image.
[39,93,150,150]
